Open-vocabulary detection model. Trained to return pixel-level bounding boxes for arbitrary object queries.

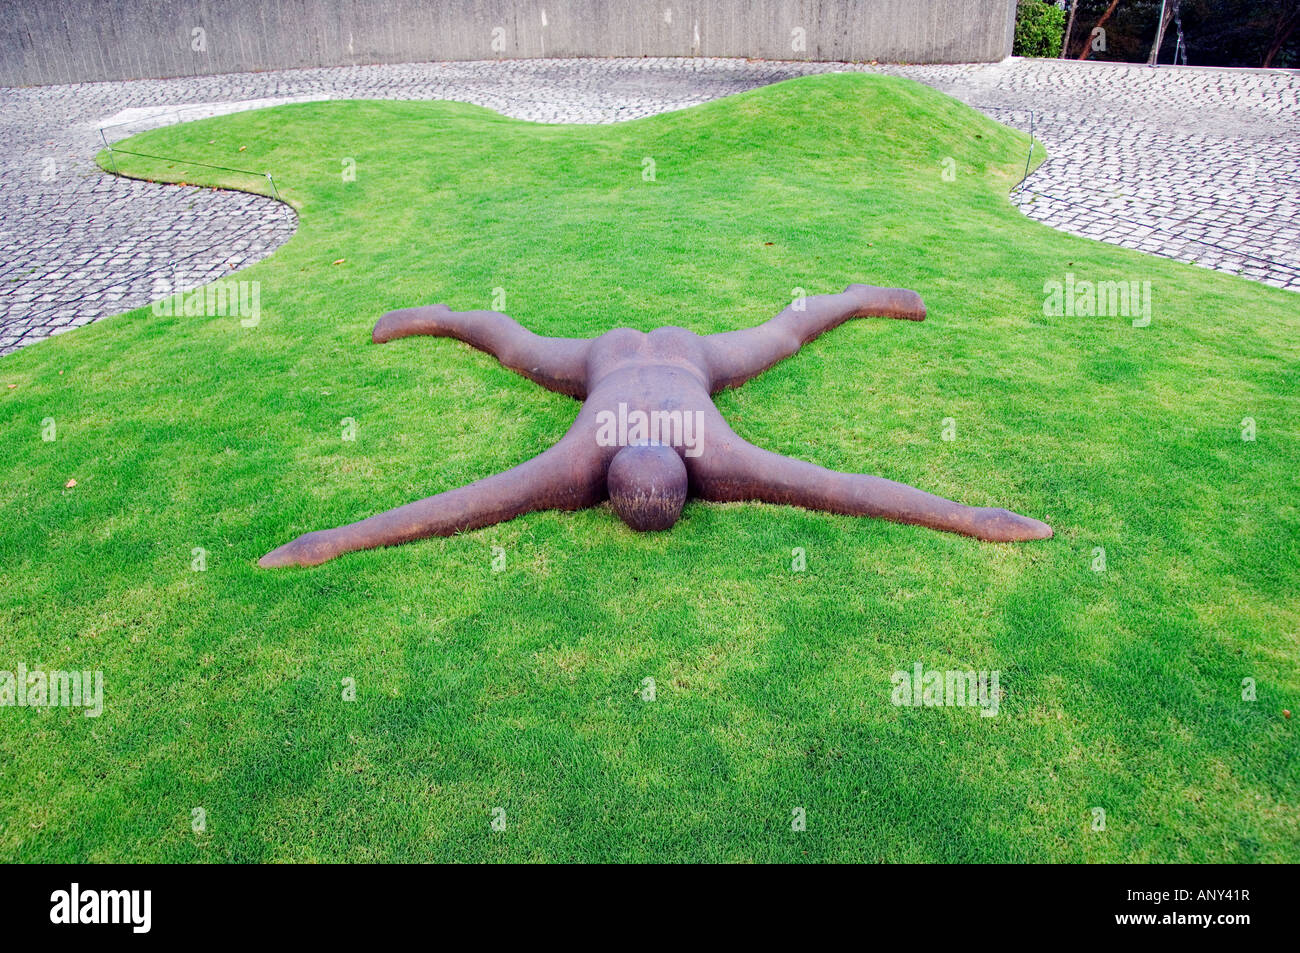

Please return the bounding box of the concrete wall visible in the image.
[0,1,1017,87]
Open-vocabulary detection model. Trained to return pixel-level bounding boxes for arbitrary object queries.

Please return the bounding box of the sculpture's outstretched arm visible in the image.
[703,284,925,393]
[258,427,609,568]
[373,304,593,398]
[690,413,1051,542]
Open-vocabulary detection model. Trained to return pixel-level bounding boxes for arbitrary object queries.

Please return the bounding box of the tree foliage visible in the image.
[1015,0,1069,57]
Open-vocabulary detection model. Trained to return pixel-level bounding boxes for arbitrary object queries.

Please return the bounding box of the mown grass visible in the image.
[0,73,1295,862]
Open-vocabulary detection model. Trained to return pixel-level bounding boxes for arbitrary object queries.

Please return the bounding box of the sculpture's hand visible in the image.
[257,424,609,568]
[690,409,1052,543]
[257,530,343,568]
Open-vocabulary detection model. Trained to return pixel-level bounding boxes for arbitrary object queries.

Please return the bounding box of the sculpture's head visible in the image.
[607,442,688,532]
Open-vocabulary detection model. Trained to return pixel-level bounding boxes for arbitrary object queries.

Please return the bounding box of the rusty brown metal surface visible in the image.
[259,283,1051,567]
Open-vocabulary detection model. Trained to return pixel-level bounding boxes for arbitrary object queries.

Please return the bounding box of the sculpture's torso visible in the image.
[584,326,714,415]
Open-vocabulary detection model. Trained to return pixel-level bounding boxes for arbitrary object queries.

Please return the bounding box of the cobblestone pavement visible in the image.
[2,57,1296,355]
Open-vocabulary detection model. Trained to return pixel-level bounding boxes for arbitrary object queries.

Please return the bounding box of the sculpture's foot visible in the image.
[371,304,452,344]
[257,531,340,568]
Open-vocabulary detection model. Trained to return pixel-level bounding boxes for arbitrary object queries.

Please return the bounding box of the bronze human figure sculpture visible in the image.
[259,283,1051,568]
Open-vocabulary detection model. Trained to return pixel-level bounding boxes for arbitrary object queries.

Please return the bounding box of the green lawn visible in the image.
[1,73,1296,862]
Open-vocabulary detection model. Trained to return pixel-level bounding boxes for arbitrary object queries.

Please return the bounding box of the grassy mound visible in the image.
[0,73,1295,861]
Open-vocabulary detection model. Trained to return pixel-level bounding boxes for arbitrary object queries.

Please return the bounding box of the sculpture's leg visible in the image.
[690,417,1051,543]
[373,305,592,398]
[703,284,926,392]
[258,433,608,568]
